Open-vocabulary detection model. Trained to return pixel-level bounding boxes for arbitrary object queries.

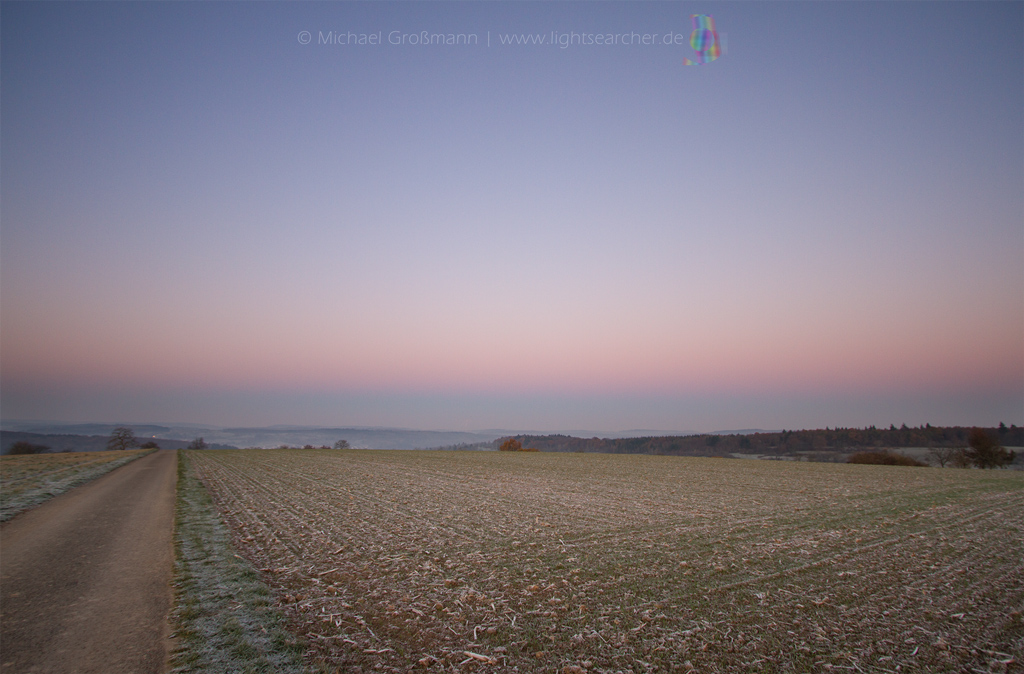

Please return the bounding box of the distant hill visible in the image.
[206,427,506,450]
[4,422,1020,457]
[0,424,509,451]
[3,423,176,437]
[0,432,234,455]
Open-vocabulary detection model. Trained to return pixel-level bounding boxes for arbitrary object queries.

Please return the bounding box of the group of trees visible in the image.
[498,438,538,452]
[500,425,1018,468]
[926,429,1016,469]
[850,429,1014,469]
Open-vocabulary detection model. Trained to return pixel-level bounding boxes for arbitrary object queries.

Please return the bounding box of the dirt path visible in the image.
[1,449,178,674]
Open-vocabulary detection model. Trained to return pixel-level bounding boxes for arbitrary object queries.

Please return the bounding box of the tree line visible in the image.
[496,423,1020,466]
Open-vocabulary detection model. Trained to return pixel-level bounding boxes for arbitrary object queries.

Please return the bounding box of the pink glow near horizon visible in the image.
[5,289,1019,398]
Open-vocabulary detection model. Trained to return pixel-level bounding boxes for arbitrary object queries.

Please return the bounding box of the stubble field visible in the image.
[188,449,1023,673]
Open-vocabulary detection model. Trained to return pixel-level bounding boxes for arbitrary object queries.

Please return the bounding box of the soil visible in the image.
[192,449,1024,673]
[1,449,178,674]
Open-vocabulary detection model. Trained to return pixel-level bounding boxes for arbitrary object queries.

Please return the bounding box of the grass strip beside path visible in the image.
[0,449,156,522]
[170,450,306,674]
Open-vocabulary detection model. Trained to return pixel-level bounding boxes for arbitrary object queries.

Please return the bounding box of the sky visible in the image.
[2,1,1022,433]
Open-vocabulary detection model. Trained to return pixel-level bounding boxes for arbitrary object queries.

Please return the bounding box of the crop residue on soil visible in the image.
[189,449,1024,673]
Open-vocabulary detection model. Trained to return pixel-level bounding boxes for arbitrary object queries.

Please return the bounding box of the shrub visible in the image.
[950,448,972,468]
[848,451,926,466]
[966,428,1015,469]
[7,441,49,455]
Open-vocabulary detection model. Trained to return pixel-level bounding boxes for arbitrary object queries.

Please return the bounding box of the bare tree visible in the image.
[928,446,957,468]
[107,427,138,451]
[950,448,972,468]
[333,439,350,450]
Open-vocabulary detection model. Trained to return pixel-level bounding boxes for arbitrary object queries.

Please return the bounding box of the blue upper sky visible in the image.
[2,2,1021,432]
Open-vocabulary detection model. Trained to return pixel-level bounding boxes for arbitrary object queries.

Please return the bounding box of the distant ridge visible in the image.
[0,422,696,450]
[4,422,1021,456]
[0,431,236,454]
[2,422,174,436]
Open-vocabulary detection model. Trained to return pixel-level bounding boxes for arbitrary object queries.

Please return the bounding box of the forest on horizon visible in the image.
[493,424,1024,460]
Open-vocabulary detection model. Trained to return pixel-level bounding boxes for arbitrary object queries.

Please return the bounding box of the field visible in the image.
[0,449,154,522]
[188,449,1024,673]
